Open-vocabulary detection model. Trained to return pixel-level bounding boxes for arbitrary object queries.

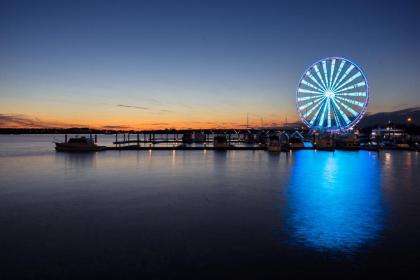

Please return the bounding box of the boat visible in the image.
[256,131,268,148]
[182,132,194,143]
[213,135,229,149]
[313,133,335,151]
[267,132,289,152]
[55,136,107,152]
[267,135,282,152]
[289,131,305,149]
[193,132,206,143]
[335,133,360,150]
[244,131,256,144]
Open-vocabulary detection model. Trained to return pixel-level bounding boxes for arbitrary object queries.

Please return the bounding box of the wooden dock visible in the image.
[107,145,267,151]
[104,145,417,152]
[60,133,419,152]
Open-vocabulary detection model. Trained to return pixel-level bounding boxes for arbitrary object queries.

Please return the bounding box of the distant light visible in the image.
[407,117,412,122]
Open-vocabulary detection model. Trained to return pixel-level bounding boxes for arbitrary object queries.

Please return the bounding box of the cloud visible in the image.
[179,103,193,109]
[151,122,170,126]
[101,125,131,129]
[0,114,83,128]
[144,98,163,105]
[117,104,149,110]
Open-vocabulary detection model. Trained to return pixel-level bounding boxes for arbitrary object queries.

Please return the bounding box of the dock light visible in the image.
[407,117,412,123]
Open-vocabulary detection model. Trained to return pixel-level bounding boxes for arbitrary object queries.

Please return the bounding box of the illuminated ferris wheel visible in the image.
[296,57,369,132]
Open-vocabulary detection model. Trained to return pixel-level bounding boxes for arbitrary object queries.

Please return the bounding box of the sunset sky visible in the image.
[1,0,419,129]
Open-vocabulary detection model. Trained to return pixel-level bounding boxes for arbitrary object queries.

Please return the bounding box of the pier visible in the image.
[55,128,420,152]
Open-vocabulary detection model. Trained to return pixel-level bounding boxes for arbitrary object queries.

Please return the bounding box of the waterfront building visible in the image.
[371,123,410,148]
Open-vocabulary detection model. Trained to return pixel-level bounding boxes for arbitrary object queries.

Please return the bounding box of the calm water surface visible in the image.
[1,135,419,279]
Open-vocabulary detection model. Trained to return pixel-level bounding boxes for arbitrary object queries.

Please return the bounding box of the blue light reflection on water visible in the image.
[285,151,384,252]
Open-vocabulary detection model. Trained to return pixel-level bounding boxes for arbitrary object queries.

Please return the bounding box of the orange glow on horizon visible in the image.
[0,113,300,130]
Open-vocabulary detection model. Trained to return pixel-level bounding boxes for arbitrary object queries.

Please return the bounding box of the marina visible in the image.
[52,128,420,152]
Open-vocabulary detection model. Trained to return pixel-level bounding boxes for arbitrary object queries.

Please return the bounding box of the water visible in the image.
[0,135,419,279]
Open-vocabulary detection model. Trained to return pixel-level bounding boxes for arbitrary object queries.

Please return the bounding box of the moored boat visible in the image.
[335,133,360,150]
[313,133,335,151]
[55,136,107,152]
[289,131,305,149]
[193,132,206,143]
[214,135,229,149]
[182,132,194,143]
[267,135,282,152]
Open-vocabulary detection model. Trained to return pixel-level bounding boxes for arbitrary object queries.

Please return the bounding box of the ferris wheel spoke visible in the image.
[334,98,358,117]
[306,72,326,91]
[333,64,355,91]
[335,91,366,97]
[322,61,329,89]
[300,80,325,93]
[334,81,366,93]
[314,65,327,89]
[317,98,329,127]
[331,60,346,89]
[330,101,343,128]
[303,97,325,118]
[335,96,364,107]
[298,88,324,95]
[334,72,362,92]
[297,95,323,102]
[310,98,327,125]
[329,59,336,89]
[331,98,351,125]
[298,96,324,111]
[327,99,332,127]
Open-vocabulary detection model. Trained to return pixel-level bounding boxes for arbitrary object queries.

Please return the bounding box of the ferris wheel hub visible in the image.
[324,90,334,98]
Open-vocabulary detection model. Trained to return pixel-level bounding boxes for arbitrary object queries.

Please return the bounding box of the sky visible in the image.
[0,0,419,129]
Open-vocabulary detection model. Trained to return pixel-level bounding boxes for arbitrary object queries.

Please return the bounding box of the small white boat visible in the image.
[55,136,106,152]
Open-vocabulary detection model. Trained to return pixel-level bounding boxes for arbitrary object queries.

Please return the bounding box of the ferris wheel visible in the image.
[296,57,369,132]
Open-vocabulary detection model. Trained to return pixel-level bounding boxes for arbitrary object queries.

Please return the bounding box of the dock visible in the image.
[107,145,267,151]
[58,130,420,152]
